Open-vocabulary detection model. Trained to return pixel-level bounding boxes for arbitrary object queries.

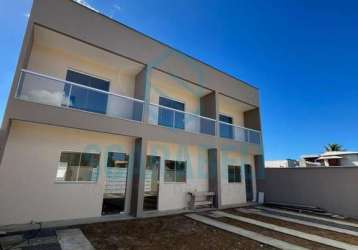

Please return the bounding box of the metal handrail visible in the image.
[20,69,145,103]
[149,102,217,122]
[19,69,261,139]
[218,120,261,133]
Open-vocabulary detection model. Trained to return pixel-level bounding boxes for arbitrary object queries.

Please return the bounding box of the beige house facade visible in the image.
[0,0,264,226]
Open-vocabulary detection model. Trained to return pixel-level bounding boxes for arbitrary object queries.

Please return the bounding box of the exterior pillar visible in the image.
[208,147,222,208]
[214,91,220,137]
[200,91,216,135]
[130,137,147,217]
[134,66,151,123]
[254,154,265,180]
[243,108,262,131]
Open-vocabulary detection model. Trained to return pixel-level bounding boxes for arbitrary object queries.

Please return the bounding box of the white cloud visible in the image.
[113,4,121,11]
[73,0,99,12]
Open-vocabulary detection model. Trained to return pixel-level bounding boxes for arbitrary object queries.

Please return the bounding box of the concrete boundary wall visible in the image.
[257,167,358,219]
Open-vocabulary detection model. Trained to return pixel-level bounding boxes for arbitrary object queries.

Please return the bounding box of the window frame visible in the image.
[55,151,100,184]
[67,67,111,84]
[164,160,187,183]
[219,113,234,139]
[65,68,111,115]
[227,165,242,183]
[107,152,129,168]
[158,96,186,130]
[104,152,129,197]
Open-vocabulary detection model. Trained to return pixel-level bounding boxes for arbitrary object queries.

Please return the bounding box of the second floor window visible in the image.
[219,114,234,139]
[158,97,185,129]
[65,70,110,114]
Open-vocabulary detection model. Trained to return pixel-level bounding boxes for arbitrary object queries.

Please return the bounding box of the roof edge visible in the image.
[69,0,259,91]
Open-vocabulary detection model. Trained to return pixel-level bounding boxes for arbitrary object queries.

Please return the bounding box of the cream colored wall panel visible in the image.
[220,151,256,205]
[219,100,244,126]
[146,141,209,211]
[26,44,138,120]
[0,121,134,226]
[149,70,207,115]
[27,44,136,97]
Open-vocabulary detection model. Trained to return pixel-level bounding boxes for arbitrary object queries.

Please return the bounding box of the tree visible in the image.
[324,143,344,152]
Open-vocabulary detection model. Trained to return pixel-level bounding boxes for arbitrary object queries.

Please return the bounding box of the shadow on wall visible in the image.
[257,167,358,219]
[0,129,7,164]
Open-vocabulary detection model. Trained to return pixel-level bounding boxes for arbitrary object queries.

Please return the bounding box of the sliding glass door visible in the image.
[65,70,110,114]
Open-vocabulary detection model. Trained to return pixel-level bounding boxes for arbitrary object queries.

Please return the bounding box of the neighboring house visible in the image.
[265,159,299,168]
[300,151,358,167]
[0,0,264,226]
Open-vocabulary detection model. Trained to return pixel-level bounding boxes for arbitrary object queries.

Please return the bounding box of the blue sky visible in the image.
[1,0,357,159]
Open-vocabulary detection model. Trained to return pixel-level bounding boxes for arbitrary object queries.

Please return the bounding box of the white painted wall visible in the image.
[341,154,358,166]
[26,43,138,119]
[220,151,256,206]
[146,141,209,211]
[265,160,299,168]
[0,121,134,226]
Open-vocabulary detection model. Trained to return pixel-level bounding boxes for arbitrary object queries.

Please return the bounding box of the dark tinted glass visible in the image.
[219,114,234,139]
[60,152,80,166]
[107,152,129,168]
[175,161,186,182]
[228,165,236,183]
[164,160,176,182]
[146,155,160,170]
[80,153,100,167]
[158,97,185,129]
[228,165,241,183]
[65,70,109,114]
[235,166,241,182]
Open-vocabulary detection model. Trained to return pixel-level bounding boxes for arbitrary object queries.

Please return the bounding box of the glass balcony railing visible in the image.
[16,70,144,122]
[15,70,261,144]
[148,103,216,136]
[219,121,261,144]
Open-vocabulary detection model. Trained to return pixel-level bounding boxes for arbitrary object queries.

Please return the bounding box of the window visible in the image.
[107,152,129,168]
[228,165,241,183]
[164,160,186,182]
[65,70,110,114]
[219,114,234,139]
[56,152,100,182]
[105,152,129,196]
[158,97,185,129]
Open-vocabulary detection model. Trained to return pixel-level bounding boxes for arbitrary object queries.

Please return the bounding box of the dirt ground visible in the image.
[81,215,277,250]
[225,209,358,247]
[80,210,358,250]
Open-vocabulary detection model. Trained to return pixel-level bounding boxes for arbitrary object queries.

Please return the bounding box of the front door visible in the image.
[143,155,160,211]
[102,152,129,215]
[245,164,253,202]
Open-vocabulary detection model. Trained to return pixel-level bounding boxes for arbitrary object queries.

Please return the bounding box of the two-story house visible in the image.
[0,0,264,226]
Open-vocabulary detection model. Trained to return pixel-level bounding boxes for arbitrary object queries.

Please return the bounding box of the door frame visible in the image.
[144,155,161,211]
[244,164,254,202]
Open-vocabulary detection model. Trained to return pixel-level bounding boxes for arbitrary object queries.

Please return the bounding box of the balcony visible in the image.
[219,121,261,144]
[148,103,216,136]
[16,70,144,122]
[15,70,262,145]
